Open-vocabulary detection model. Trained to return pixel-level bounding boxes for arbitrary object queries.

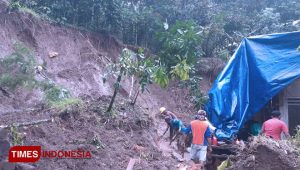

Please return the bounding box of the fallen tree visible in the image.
[0,118,53,129]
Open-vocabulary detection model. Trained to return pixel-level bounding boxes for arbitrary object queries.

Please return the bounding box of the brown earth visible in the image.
[0,98,178,170]
[0,1,199,169]
[228,136,300,170]
[0,0,200,116]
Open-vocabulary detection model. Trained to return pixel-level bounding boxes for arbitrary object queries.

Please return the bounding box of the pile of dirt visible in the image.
[0,97,177,170]
[228,136,300,170]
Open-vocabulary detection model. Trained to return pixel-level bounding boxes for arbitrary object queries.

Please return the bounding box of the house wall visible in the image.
[280,78,300,135]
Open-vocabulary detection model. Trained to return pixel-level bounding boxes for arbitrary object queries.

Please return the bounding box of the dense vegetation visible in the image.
[8,0,300,109]
[13,0,300,53]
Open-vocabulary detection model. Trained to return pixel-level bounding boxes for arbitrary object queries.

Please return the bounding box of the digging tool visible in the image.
[170,131,180,145]
[158,126,169,140]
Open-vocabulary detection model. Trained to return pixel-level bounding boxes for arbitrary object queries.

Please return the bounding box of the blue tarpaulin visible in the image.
[206,31,300,140]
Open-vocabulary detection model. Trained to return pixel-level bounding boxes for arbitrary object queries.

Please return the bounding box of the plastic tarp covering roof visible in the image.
[206,31,300,140]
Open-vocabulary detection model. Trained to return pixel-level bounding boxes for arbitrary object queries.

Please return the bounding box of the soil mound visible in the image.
[228,136,300,170]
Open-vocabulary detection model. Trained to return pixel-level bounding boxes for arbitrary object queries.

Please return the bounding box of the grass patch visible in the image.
[41,81,82,110]
[10,126,23,146]
[0,42,37,91]
[292,126,300,147]
[49,98,82,110]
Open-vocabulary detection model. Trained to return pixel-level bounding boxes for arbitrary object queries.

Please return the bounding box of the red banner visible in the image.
[8,146,41,163]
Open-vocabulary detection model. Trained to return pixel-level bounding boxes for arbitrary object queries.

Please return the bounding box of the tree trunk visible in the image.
[128,76,134,99]
[131,90,140,106]
[107,68,124,112]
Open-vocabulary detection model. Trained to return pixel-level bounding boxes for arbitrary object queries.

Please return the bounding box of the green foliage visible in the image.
[10,126,23,146]
[0,42,37,90]
[157,21,202,69]
[137,58,155,92]
[42,83,80,109]
[49,98,82,110]
[9,0,21,11]
[153,66,169,88]
[0,42,79,110]
[91,136,105,149]
[15,0,300,109]
[44,85,69,103]
[293,126,300,147]
[180,75,208,110]
[16,0,300,53]
[103,48,139,83]
[171,59,191,80]
[104,48,141,112]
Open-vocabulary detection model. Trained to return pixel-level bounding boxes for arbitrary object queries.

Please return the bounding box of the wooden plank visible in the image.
[0,118,54,129]
[210,154,229,159]
[126,158,136,170]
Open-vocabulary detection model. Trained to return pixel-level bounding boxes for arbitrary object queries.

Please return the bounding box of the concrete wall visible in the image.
[279,78,300,134]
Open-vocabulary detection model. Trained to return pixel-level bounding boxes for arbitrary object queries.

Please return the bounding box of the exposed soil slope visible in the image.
[1,98,177,170]
[0,1,193,169]
[0,0,194,115]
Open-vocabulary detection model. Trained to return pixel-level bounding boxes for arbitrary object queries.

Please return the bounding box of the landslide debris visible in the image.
[0,98,177,170]
[228,136,300,170]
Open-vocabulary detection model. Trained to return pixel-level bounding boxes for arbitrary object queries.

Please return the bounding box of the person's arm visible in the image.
[281,122,290,139]
[204,127,212,151]
[205,119,216,131]
[181,125,191,134]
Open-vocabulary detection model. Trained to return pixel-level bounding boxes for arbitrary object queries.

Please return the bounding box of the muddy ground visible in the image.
[0,2,196,169]
[0,1,225,169]
[0,97,179,170]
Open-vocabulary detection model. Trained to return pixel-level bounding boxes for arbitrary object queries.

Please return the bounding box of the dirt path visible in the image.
[155,118,191,170]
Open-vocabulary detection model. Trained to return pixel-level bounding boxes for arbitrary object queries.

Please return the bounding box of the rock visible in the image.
[0,0,8,13]
[16,163,36,170]
[0,128,8,140]
[171,152,184,162]
[0,161,16,170]
[132,144,146,152]
[0,140,10,160]
[159,166,168,170]
[48,51,59,58]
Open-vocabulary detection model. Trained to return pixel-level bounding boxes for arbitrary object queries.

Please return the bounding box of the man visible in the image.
[160,107,177,119]
[182,110,212,170]
[159,107,183,142]
[164,116,185,144]
[261,110,290,140]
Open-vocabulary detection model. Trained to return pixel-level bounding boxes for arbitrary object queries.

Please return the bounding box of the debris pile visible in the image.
[228,136,300,170]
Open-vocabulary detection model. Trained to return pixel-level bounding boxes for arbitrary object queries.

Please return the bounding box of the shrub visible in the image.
[0,42,37,91]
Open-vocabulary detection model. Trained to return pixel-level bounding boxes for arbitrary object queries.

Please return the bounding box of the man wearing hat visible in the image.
[159,107,183,142]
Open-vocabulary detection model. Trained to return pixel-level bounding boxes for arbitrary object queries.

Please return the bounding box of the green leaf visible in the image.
[171,59,191,80]
[153,67,169,88]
